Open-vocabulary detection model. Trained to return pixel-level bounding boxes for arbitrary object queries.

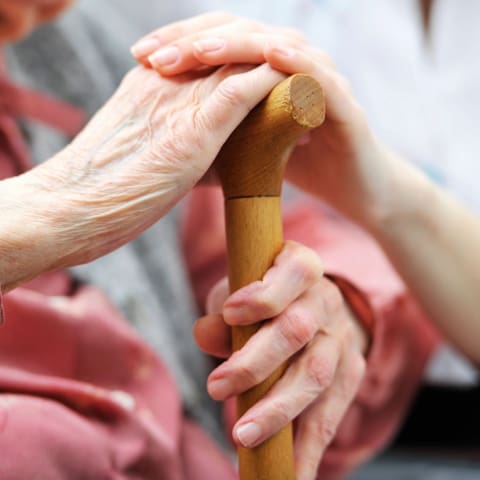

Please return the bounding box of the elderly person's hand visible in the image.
[194,241,367,480]
[0,63,286,291]
[131,12,411,235]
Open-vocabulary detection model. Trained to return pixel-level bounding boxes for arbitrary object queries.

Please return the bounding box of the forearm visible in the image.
[0,150,87,291]
[0,175,59,291]
[371,153,480,365]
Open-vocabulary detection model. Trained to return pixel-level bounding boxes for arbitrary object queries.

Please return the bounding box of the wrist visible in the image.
[0,174,56,290]
[364,147,438,243]
[326,274,374,356]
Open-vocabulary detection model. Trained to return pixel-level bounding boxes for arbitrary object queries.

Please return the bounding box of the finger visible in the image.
[294,350,366,480]
[190,63,286,175]
[223,241,323,325]
[206,277,229,314]
[147,21,303,75]
[231,333,340,448]
[130,11,236,62]
[207,285,330,400]
[131,12,305,69]
[191,32,309,71]
[191,32,303,65]
[264,44,359,126]
[193,313,231,358]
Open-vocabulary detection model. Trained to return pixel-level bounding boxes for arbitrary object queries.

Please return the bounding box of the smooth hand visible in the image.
[131,12,403,230]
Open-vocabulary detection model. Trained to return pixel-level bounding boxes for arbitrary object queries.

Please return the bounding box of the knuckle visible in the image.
[267,397,292,427]
[321,279,344,316]
[234,361,262,386]
[254,289,279,317]
[306,352,335,392]
[278,308,316,351]
[349,354,367,386]
[191,105,214,135]
[319,417,338,446]
[287,243,324,285]
[308,416,338,447]
[216,76,248,110]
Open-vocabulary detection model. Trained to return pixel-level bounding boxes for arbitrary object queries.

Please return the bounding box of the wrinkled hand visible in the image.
[2,63,285,290]
[131,12,402,231]
[194,241,367,480]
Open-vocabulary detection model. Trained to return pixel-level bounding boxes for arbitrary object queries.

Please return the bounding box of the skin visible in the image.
[195,241,367,479]
[9,1,479,478]
[0,7,367,480]
[132,13,373,480]
[131,9,480,358]
[131,6,480,476]
[0,62,288,290]
[130,13,392,230]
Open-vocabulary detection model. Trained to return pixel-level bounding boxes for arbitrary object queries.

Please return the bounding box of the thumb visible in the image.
[206,277,229,314]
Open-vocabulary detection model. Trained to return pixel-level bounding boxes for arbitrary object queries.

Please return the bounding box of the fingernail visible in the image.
[235,422,262,447]
[208,378,232,399]
[193,37,225,53]
[148,46,180,68]
[271,46,296,57]
[130,37,161,57]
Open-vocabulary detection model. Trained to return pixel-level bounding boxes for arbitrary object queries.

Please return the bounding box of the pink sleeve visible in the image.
[181,189,441,479]
[0,285,4,326]
[282,200,441,479]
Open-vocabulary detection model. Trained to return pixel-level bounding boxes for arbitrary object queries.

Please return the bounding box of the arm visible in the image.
[370,152,480,365]
[134,12,480,365]
[0,63,286,292]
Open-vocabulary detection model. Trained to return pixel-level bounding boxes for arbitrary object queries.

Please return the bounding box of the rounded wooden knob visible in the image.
[216,73,326,199]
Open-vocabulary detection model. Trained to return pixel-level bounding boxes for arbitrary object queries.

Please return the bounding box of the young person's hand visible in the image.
[131,12,406,232]
[134,14,480,368]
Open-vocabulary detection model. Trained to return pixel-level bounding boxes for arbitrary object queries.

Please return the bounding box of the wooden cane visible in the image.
[215,74,326,480]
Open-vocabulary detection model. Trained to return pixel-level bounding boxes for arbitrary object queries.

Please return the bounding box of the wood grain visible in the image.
[215,74,325,480]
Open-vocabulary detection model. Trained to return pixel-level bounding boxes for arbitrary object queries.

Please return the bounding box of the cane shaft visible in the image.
[225,197,293,479]
[216,74,326,480]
